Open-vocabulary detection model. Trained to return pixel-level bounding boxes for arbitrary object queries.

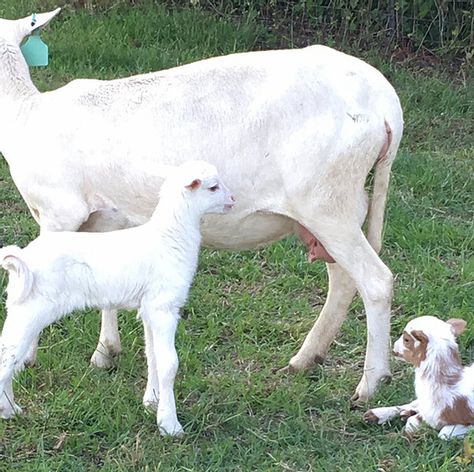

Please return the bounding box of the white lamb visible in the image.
[0,160,234,436]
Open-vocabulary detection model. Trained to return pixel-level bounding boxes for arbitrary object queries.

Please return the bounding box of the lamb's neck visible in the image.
[151,198,203,250]
[415,344,463,394]
[0,40,39,101]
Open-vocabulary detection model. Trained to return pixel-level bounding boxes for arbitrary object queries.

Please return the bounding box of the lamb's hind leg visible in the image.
[295,215,392,402]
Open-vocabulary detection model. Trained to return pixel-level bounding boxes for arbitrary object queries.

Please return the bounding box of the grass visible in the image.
[0,1,473,470]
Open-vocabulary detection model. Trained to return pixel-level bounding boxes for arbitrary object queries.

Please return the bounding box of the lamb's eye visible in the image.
[403,335,410,345]
[209,185,219,192]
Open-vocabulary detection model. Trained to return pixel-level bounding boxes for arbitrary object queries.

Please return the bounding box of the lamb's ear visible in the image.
[446,318,467,337]
[185,179,201,190]
[410,330,428,345]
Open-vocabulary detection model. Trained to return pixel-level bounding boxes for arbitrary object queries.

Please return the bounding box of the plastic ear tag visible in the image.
[21,30,49,67]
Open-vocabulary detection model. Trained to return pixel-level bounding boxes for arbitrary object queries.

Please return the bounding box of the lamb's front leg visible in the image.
[364,399,419,425]
[142,308,183,436]
[142,319,159,410]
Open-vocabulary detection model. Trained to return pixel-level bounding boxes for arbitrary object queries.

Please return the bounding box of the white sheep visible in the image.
[0,8,404,401]
[364,316,474,440]
[0,161,235,436]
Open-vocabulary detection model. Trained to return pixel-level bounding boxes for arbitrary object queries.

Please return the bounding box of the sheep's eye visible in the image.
[209,185,219,192]
[403,335,410,345]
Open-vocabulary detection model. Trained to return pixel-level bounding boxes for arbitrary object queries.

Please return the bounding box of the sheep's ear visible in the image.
[410,330,428,345]
[446,318,467,337]
[185,179,201,190]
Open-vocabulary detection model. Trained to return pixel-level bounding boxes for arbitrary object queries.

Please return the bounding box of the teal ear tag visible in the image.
[21,31,49,67]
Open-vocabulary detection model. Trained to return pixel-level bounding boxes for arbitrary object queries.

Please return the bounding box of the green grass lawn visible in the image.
[0,2,473,471]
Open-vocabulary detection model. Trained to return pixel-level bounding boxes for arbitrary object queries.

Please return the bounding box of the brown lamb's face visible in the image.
[393,330,428,367]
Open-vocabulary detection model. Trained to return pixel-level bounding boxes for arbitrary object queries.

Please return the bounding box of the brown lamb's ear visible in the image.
[410,330,429,345]
[446,318,467,337]
[185,179,201,191]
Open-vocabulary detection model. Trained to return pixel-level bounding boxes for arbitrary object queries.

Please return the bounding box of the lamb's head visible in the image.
[160,160,235,215]
[0,8,60,47]
[393,316,466,367]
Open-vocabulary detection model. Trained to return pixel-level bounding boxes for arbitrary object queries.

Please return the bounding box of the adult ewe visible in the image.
[0,9,403,401]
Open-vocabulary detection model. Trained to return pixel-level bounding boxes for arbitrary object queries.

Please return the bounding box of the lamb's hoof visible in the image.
[158,419,184,437]
[0,402,22,419]
[363,410,379,423]
[90,349,119,370]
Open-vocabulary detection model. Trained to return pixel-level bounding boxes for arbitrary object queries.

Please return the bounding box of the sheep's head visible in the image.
[160,160,235,215]
[0,8,60,46]
[393,316,466,367]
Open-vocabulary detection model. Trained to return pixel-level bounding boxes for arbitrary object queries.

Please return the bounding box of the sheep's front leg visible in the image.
[142,308,183,436]
[90,309,122,369]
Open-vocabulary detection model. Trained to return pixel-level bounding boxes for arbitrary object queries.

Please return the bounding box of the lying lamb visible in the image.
[0,160,234,436]
[364,316,474,440]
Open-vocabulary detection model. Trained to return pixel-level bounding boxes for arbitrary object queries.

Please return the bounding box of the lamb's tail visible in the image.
[366,118,403,254]
[0,246,33,304]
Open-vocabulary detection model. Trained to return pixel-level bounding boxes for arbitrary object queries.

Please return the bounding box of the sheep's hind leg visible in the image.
[294,215,392,402]
[289,263,356,370]
[90,309,122,369]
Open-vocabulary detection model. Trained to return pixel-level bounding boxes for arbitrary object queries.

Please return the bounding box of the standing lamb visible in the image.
[364,316,474,440]
[0,8,404,401]
[0,161,235,436]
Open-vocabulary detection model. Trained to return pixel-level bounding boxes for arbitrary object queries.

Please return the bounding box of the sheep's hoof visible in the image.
[287,354,325,373]
[158,419,184,437]
[90,349,118,369]
[0,402,22,419]
[351,371,392,404]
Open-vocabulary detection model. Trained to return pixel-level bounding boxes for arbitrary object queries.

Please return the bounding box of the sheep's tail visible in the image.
[0,246,33,304]
[366,119,402,254]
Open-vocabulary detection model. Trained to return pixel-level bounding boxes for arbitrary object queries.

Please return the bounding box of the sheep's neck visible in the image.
[0,40,38,100]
